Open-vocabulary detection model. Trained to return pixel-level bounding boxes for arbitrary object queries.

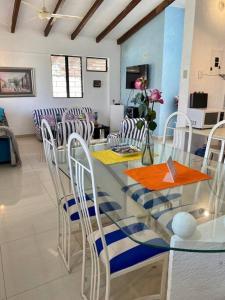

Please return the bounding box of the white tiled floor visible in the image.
[0,136,162,299]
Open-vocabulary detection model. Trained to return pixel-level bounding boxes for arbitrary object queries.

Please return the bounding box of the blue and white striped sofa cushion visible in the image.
[63,191,121,222]
[57,120,94,146]
[89,218,168,274]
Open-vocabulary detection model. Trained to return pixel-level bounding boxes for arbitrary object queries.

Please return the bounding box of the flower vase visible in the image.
[142,130,154,166]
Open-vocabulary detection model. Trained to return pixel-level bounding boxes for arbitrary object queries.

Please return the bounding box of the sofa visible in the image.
[32,107,92,141]
[0,107,21,165]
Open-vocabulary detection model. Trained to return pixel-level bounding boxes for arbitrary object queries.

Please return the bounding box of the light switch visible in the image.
[183,70,188,79]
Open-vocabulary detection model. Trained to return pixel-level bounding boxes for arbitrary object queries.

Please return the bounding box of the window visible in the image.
[86,57,108,72]
[51,55,83,98]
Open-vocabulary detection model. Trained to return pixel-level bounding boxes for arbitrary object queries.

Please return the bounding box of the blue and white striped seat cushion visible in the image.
[152,204,210,236]
[63,191,121,222]
[122,184,181,210]
[89,218,168,274]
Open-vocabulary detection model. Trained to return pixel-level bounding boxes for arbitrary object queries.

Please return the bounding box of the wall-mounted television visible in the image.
[126,64,149,89]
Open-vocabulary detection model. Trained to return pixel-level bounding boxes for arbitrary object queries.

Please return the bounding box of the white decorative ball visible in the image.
[172,212,197,239]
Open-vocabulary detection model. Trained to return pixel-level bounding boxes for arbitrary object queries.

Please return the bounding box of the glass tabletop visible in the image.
[57,140,225,253]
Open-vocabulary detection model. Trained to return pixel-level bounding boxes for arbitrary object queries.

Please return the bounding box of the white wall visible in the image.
[189,0,225,110]
[0,29,120,135]
[178,0,196,114]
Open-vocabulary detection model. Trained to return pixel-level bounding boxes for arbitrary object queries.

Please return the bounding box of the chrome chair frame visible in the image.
[162,112,192,153]
[68,132,168,300]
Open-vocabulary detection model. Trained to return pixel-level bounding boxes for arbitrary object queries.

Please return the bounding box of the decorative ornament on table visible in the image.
[132,77,165,165]
[172,212,197,239]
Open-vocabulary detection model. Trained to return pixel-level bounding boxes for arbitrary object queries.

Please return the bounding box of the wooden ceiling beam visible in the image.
[71,0,104,40]
[11,0,22,33]
[117,0,175,45]
[44,0,65,37]
[96,0,142,43]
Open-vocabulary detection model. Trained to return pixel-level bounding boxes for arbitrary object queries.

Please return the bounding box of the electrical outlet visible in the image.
[198,71,203,79]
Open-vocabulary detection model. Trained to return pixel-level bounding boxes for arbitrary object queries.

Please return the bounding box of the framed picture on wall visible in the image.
[0,67,36,97]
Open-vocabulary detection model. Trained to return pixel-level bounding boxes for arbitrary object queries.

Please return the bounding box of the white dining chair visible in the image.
[41,119,72,270]
[41,119,121,272]
[107,118,147,148]
[61,111,94,148]
[68,132,169,300]
[163,112,192,153]
[204,120,225,163]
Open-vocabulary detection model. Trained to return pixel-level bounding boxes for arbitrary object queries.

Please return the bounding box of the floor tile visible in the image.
[2,229,67,298]
[0,164,39,183]
[109,265,162,300]
[8,272,82,300]
[0,194,57,244]
[0,184,48,207]
[17,137,42,156]
[0,136,164,300]
[26,153,49,171]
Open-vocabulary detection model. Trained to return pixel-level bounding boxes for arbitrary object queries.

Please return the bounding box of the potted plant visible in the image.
[132,77,164,165]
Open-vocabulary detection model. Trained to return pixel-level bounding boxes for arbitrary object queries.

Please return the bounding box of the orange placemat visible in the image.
[124,161,211,191]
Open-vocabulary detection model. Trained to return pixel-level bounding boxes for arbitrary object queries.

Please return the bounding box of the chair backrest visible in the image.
[120,118,146,147]
[68,133,109,299]
[57,118,94,147]
[41,119,66,204]
[162,112,192,153]
[204,120,225,163]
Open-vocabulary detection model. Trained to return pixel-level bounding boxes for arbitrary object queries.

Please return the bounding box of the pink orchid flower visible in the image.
[134,77,147,90]
[148,89,164,104]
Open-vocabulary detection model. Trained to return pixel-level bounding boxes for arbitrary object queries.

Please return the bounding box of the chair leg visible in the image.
[58,210,72,273]
[57,207,61,250]
[210,151,213,161]
[160,254,169,300]
[67,220,71,272]
[81,236,88,300]
[105,269,111,300]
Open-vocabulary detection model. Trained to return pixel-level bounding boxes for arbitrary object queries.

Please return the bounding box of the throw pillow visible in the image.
[40,114,56,127]
[86,112,96,122]
[65,113,86,122]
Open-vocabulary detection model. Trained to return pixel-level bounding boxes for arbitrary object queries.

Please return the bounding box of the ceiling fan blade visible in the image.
[51,13,82,19]
[21,0,40,12]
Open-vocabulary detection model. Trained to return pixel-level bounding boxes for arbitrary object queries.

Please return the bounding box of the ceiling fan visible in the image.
[21,0,82,21]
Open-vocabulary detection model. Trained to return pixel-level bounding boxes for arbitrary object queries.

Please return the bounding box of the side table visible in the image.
[93,124,110,139]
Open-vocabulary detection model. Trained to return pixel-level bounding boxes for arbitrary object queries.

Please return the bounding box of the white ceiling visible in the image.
[0,0,185,40]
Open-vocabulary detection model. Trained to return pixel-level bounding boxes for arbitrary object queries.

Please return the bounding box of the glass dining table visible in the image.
[57,139,225,253]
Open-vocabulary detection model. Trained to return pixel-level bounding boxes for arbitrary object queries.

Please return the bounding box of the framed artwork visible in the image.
[0,67,36,97]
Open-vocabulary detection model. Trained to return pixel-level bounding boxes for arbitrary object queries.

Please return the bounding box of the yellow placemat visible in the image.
[91,149,142,165]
